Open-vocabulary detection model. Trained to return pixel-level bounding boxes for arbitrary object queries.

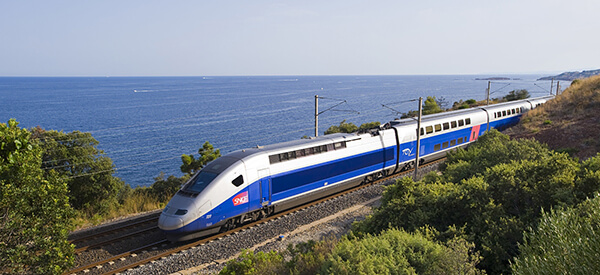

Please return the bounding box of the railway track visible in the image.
[67,159,444,275]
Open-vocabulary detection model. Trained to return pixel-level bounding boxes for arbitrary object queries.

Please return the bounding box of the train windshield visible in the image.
[185,171,218,193]
[182,156,238,194]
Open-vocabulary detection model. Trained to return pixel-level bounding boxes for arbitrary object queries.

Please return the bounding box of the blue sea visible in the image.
[0,75,561,187]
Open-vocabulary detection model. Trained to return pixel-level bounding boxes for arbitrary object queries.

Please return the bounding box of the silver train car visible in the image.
[158,95,553,241]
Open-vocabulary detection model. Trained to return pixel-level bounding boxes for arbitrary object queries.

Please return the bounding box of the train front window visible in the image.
[185,171,218,193]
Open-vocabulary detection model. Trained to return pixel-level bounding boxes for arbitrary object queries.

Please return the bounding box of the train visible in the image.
[158,95,554,241]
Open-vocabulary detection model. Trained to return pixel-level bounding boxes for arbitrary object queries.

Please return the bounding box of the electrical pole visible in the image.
[414,97,423,181]
[556,81,560,95]
[486,81,491,105]
[550,78,554,95]
[315,95,319,137]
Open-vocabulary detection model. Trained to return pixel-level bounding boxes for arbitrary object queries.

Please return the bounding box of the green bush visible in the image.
[150,172,190,202]
[322,229,484,275]
[512,196,600,274]
[0,119,74,274]
[220,250,285,275]
[354,130,594,274]
[32,127,124,214]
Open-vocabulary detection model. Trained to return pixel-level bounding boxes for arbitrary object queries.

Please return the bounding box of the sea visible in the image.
[0,75,563,187]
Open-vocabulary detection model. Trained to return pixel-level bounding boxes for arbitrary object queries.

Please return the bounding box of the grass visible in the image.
[72,192,165,230]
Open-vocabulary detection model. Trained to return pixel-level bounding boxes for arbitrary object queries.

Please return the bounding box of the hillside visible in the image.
[505,75,600,159]
[538,69,600,81]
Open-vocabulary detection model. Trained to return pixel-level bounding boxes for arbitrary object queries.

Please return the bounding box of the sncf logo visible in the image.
[232,191,249,206]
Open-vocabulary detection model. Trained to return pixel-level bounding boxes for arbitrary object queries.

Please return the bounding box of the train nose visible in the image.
[158,214,184,231]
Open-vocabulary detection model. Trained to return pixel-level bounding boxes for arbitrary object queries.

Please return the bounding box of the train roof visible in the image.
[225,132,351,160]
[389,96,553,127]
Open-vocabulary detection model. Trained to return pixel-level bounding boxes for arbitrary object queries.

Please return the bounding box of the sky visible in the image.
[1,0,598,76]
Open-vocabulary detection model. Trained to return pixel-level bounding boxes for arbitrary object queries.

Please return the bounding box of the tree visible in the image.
[324,120,380,135]
[150,172,190,202]
[324,120,358,135]
[512,195,600,274]
[0,119,74,274]
[31,128,124,214]
[322,229,484,275]
[402,96,444,118]
[180,141,221,175]
[503,89,530,101]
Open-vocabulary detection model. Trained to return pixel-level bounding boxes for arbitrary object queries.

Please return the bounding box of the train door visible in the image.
[258,168,271,206]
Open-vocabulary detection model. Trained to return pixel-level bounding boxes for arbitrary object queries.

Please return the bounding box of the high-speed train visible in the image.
[158,95,553,241]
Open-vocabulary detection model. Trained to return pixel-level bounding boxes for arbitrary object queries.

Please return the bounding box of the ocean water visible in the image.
[0,75,559,187]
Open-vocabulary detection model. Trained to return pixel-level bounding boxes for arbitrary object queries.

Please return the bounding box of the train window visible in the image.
[334,142,346,149]
[420,128,425,136]
[313,146,322,154]
[232,175,244,187]
[289,151,297,159]
[458,120,464,127]
[426,126,433,134]
[296,149,306,158]
[520,107,524,112]
[458,137,463,143]
[494,113,497,118]
[465,118,471,125]
[450,140,456,146]
[280,152,289,161]
[442,141,449,149]
[451,121,457,128]
[512,109,516,114]
[516,108,520,113]
[269,155,280,164]
[327,144,334,151]
[321,145,328,152]
[435,124,442,132]
[434,144,441,151]
[443,122,450,130]
[496,111,501,118]
[502,110,507,116]
[184,171,218,193]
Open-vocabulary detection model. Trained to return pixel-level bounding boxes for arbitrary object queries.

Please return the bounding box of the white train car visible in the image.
[159,95,553,241]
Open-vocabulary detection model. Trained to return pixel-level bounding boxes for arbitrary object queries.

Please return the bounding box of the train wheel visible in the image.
[220,219,235,232]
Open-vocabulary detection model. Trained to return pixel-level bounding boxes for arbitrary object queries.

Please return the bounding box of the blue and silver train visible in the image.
[158,95,553,241]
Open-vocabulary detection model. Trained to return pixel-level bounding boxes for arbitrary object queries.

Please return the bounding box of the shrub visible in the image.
[354,130,590,274]
[321,229,484,274]
[220,250,285,275]
[512,196,600,274]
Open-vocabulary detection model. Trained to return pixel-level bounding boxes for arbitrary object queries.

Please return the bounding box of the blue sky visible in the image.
[1,0,598,76]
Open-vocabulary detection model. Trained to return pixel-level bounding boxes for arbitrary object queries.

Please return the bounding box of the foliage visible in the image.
[503,89,530,101]
[358,121,381,131]
[220,250,285,275]
[322,229,484,275]
[512,195,600,274]
[31,128,124,214]
[354,130,597,274]
[149,172,190,202]
[180,141,221,175]
[0,119,74,274]
[402,96,444,118]
[220,237,336,275]
[285,237,337,275]
[324,120,358,135]
[324,120,380,135]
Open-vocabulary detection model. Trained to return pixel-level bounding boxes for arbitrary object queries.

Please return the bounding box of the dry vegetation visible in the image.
[505,75,600,159]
